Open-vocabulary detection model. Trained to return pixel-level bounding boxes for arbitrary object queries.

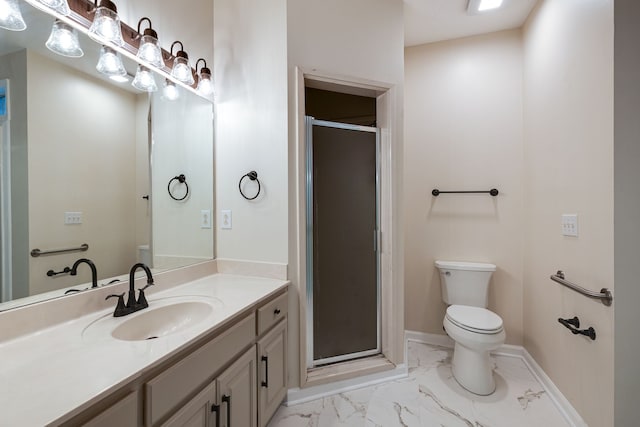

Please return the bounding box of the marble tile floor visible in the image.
[268,341,571,427]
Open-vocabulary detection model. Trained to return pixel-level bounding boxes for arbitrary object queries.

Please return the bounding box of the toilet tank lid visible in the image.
[435,260,496,272]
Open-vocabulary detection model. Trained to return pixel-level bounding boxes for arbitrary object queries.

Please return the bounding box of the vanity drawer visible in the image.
[145,313,255,426]
[257,291,288,336]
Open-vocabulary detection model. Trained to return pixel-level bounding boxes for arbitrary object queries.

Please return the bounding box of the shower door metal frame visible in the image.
[305,116,381,368]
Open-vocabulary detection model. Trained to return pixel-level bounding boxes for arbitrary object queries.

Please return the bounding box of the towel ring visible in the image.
[168,174,189,201]
[239,171,261,200]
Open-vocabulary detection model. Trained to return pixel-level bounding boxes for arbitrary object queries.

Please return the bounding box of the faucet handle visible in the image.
[105,293,129,317]
[136,283,154,309]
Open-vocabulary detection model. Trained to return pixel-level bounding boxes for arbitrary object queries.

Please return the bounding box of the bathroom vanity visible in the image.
[1,269,289,427]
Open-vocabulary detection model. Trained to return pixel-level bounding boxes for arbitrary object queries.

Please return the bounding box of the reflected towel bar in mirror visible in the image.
[30,243,89,258]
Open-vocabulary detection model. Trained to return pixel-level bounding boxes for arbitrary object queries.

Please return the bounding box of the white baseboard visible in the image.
[405,330,587,427]
[520,347,588,427]
[285,364,408,406]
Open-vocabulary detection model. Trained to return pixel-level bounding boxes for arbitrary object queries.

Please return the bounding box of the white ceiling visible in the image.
[404,0,539,47]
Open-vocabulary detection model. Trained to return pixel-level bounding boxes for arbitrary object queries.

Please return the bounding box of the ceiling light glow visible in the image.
[478,0,503,12]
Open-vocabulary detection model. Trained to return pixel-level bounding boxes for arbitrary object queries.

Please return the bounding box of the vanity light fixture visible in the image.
[35,0,70,16]
[195,58,213,96]
[0,0,27,31]
[467,0,504,14]
[96,45,127,79]
[132,65,157,92]
[88,0,124,46]
[162,79,179,101]
[46,20,83,58]
[135,17,163,68]
[169,41,195,85]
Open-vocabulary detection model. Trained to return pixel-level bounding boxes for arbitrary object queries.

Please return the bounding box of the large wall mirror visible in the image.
[0,1,214,311]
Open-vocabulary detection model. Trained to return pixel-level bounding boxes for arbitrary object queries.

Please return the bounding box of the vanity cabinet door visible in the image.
[161,382,217,427]
[216,346,257,427]
[257,319,288,427]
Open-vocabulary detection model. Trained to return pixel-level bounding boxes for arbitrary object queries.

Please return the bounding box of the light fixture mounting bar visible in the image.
[64,0,198,83]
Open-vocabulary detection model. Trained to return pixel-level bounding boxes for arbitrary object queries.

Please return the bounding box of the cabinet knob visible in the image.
[274,308,281,315]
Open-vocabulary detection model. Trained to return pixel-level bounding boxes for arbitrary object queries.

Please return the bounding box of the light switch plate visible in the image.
[64,212,82,225]
[221,210,232,230]
[561,214,578,237]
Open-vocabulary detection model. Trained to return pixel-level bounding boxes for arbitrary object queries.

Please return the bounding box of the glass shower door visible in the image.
[306,117,381,367]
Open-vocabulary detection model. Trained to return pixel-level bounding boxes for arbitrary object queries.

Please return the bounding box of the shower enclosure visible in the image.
[305,117,381,368]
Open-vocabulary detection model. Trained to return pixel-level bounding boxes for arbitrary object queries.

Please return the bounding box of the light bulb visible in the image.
[0,0,27,31]
[197,70,214,96]
[96,45,126,77]
[46,20,83,58]
[163,80,179,101]
[89,1,124,46]
[171,55,194,85]
[132,65,157,92]
[137,33,163,68]
[35,0,70,15]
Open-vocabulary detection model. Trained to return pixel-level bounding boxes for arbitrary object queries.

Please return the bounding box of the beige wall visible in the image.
[523,1,614,426]
[27,51,138,294]
[404,30,525,345]
[213,0,289,264]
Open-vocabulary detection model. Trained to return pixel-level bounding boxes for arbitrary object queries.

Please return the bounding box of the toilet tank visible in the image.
[435,260,496,307]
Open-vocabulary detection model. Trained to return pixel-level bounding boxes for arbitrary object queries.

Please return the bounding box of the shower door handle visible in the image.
[373,229,377,252]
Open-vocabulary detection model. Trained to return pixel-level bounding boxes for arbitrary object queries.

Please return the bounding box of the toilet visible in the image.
[435,260,505,395]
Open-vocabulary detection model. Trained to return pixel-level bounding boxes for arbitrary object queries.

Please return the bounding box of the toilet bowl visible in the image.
[443,305,505,395]
[435,260,506,395]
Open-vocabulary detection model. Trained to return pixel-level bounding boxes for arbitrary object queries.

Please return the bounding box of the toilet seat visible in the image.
[446,305,503,334]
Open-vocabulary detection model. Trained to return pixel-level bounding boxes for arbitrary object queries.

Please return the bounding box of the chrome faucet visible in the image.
[69,258,98,288]
[105,263,154,317]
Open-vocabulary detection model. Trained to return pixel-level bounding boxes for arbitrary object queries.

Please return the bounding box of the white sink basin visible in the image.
[82,296,222,342]
[112,301,213,341]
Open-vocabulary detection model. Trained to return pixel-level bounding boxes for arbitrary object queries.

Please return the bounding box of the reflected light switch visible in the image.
[221,209,232,230]
[201,210,211,229]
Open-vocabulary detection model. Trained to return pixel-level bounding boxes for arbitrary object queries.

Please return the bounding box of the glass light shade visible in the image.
[89,5,124,46]
[96,45,126,78]
[162,80,179,101]
[171,56,194,85]
[136,34,163,68]
[35,0,70,15]
[132,65,157,92]
[197,71,214,96]
[46,20,83,58]
[0,0,27,31]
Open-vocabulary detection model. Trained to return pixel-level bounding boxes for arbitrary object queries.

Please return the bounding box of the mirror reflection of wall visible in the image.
[26,49,146,297]
[151,90,214,270]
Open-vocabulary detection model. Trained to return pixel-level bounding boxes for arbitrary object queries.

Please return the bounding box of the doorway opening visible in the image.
[305,88,380,368]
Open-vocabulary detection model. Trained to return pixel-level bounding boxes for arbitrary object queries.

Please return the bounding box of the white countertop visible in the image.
[0,273,288,426]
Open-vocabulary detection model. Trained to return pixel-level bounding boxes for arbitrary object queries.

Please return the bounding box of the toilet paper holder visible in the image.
[558,316,596,341]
